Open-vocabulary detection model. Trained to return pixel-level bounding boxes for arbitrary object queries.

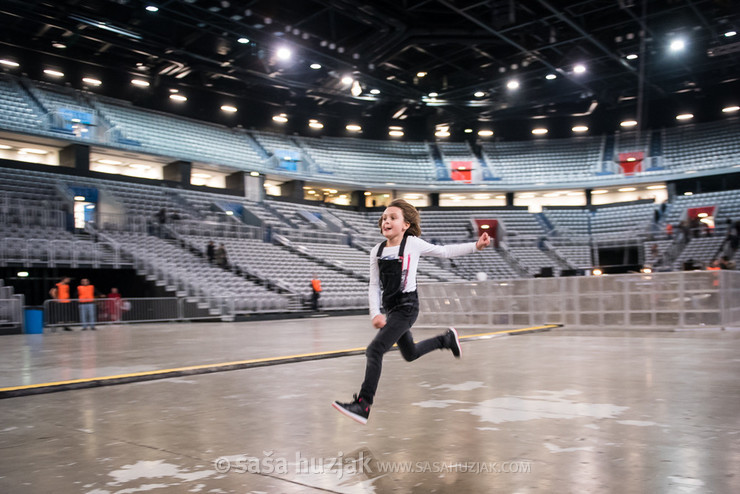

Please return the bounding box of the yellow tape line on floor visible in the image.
[0,323,559,396]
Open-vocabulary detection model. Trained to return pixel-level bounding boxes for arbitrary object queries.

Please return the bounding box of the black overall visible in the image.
[359,235,448,404]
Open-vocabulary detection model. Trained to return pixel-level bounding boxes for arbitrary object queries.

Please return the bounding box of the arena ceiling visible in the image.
[1,0,739,140]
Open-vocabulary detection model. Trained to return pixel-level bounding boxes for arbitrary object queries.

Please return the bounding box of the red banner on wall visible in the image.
[451,161,472,183]
[618,151,644,175]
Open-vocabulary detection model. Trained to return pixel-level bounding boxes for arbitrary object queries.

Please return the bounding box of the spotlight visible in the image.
[545,73,557,80]
[276,47,291,60]
[506,79,520,90]
[310,63,321,69]
[341,75,353,85]
[474,91,485,97]
[669,39,686,52]
[573,64,586,74]
[592,268,603,276]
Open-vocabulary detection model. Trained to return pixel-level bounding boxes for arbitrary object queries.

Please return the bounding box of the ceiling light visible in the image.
[0,144,11,150]
[389,130,404,137]
[519,193,536,198]
[310,63,321,69]
[676,113,693,120]
[684,192,693,196]
[0,60,20,67]
[428,92,438,98]
[464,128,473,133]
[618,187,636,192]
[250,171,260,177]
[474,91,485,97]
[272,115,288,123]
[478,129,494,137]
[346,124,362,132]
[169,94,187,102]
[545,73,557,80]
[370,89,380,95]
[43,69,64,78]
[669,39,686,52]
[145,5,159,12]
[573,64,586,74]
[506,80,520,90]
[129,164,150,170]
[532,128,548,135]
[237,37,250,44]
[351,80,362,96]
[276,47,292,60]
[572,125,589,132]
[82,77,102,86]
[591,189,608,194]
[435,130,450,137]
[192,173,212,179]
[309,121,324,129]
[620,120,638,127]
[19,148,48,155]
[647,185,666,190]
[341,75,353,85]
[52,42,67,49]
[131,79,150,87]
[417,71,427,78]
[98,159,122,165]
[221,105,238,113]
[725,31,737,37]
[626,54,638,60]
[74,196,86,201]
[722,106,739,113]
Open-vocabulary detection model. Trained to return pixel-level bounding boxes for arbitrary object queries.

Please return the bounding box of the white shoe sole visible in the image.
[449,327,462,359]
[332,402,368,425]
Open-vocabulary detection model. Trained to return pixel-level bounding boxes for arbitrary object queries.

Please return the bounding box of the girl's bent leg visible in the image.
[359,309,416,405]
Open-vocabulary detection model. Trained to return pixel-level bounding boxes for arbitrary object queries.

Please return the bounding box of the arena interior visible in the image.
[0,1,739,493]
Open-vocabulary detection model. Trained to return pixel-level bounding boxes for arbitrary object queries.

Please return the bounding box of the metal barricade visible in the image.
[42,296,245,329]
[0,297,23,330]
[416,270,740,330]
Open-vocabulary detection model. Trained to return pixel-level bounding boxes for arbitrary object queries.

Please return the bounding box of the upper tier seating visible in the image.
[297,136,437,183]
[94,97,264,168]
[481,136,602,183]
[663,119,740,173]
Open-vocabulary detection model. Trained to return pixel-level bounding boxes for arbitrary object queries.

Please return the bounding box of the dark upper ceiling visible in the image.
[1,0,739,141]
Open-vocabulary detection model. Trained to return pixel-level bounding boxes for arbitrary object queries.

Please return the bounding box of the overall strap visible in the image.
[376,235,409,260]
[376,240,388,259]
[397,233,409,258]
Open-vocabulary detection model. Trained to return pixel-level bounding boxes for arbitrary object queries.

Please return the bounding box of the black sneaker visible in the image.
[447,327,462,359]
[332,394,370,425]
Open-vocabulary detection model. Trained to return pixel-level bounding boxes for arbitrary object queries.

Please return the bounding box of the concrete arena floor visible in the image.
[0,316,738,493]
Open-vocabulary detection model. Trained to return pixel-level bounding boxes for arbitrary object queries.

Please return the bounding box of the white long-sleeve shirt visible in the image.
[368,236,478,318]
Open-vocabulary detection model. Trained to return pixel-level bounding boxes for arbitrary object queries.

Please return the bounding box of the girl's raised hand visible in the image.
[476,232,491,250]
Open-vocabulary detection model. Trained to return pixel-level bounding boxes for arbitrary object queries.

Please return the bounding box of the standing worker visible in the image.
[77,278,97,331]
[49,277,73,331]
[311,275,322,311]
